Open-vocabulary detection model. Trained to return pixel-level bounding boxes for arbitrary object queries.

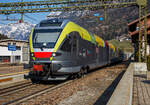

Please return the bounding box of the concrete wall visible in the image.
[133,62,147,74]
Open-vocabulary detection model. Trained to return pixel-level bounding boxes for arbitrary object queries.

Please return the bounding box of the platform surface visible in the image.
[133,74,150,105]
[0,66,29,77]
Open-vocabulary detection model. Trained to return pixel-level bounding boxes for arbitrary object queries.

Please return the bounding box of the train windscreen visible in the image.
[32,29,62,48]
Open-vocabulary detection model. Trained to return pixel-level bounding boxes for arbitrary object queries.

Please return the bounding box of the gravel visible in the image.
[21,63,127,105]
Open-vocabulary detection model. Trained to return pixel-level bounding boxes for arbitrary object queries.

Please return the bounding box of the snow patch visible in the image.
[0,22,34,40]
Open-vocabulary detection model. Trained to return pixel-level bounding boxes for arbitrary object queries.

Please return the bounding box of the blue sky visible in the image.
[0,0,50,25]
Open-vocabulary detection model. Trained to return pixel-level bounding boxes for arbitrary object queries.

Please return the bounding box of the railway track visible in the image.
[0,82,54,105]
[0,62,128,105]
[0,80,72,105]
[0,81,33,96]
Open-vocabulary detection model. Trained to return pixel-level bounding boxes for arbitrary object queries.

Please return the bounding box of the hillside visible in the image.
[0,1,149,40]
[0,22,34,40]
[61,1,150,40]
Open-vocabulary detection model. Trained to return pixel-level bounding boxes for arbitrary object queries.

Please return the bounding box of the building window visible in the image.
[13,43,16,45]
[16,46,21,50]
[15,56,20,61]
[0,56,10,62]
[8,43,11,46]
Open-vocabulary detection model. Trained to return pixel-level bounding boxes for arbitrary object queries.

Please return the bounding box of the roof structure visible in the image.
[128,13,150,37]
[0,39,28,43]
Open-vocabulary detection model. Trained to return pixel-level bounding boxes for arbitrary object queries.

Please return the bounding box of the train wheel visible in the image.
[77,68,84,78]
[84,68,88,74]
[31,79,39,84]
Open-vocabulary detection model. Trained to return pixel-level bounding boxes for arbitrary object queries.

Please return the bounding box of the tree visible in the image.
[0,34,9,40]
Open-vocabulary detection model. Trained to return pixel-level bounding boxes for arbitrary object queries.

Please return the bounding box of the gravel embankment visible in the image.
[21,63,127,105]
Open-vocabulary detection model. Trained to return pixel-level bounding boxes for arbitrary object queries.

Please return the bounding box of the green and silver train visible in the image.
[24,18,123,81]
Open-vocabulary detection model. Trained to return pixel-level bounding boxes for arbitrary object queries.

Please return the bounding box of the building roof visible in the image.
[0,39,28,43]
[0,44,8,47]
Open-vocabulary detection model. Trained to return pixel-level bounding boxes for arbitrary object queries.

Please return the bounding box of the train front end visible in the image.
[25,19,70,81]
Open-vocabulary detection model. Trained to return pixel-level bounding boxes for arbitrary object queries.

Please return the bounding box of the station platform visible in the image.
[106,62,149,105]
[0,65,29,85]
[0,65,28,76]
[133,74,150,105]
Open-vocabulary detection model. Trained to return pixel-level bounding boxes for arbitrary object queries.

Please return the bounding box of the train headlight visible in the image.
[31,53,34,57]
[52,52,61,57]
[52,53,56,57]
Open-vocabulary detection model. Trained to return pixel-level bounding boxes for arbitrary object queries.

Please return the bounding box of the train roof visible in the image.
[35,18,70,29]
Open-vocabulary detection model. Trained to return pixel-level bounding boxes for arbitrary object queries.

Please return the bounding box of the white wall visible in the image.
[0,46,22,63]
[0,46,22,56]
[0,46,11,56]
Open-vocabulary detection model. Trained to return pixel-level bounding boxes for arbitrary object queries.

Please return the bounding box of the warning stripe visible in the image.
[34,52,52,58]
[0,78,13,83]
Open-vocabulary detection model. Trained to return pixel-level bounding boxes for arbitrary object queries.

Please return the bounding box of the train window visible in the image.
[40,22,62,27]
[72,35,77,52]
[33,29,62,48]
[60,39,71,52]
[69,31,79,54]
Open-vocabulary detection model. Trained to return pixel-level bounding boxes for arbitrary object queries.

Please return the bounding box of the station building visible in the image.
[0,39,29,64]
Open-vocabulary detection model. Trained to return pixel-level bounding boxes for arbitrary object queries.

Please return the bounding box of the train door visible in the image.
[99,46,103,64]
[70,32,79,66]
[106,46,109,64]
[59,37,72,60]
[96,46,99,64]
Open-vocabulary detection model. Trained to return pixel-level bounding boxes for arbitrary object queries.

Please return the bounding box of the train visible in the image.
[24,18,124,82]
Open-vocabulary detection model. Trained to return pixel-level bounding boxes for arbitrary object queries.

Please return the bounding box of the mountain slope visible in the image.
[0,22,34,40]
[0,1,149,40]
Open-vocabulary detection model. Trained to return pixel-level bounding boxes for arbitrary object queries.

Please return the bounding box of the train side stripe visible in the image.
[29,28,35,60]
[53,22,92,53]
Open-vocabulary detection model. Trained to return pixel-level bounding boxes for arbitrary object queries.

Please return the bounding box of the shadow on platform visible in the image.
[134,74,146,79]
[142,80,150,84]
[93,71,125,105]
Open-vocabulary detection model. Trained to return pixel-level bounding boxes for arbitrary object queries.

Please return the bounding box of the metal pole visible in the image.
[104,6,107,22]
[138,5,142,62]
[144,6,148,63]
[21,0,24,23]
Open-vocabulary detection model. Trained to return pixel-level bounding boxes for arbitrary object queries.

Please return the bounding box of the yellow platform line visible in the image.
[0,70,29,77]
[0,66,23,70]
[0,78,13,83]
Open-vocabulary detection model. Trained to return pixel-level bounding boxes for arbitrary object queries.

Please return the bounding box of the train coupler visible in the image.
[24,74,30,80]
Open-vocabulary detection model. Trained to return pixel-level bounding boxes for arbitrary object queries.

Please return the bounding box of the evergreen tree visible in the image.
[0,34,9,40]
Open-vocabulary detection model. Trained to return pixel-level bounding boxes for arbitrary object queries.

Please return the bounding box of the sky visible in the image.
[0,0,50,25]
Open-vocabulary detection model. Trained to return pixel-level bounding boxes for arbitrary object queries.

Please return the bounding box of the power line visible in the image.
[0,0,137,14]
[24,14,37,22]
